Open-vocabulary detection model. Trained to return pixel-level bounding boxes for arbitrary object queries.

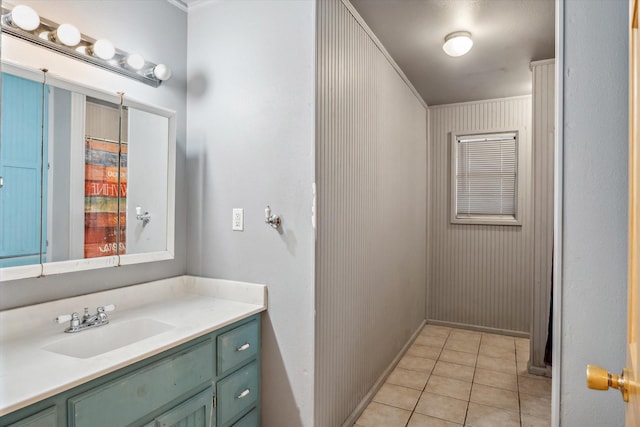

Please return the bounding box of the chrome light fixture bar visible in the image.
[1,5,171,87]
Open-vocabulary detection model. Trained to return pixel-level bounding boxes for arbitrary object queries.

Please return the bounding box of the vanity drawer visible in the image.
[68,339,214,427]
[217,320,258,376]
[7,407,56,427]
[231,408,258,427]
[216,361,258,427]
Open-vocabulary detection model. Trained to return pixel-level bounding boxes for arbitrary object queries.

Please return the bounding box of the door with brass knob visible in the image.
[586,0,640,423]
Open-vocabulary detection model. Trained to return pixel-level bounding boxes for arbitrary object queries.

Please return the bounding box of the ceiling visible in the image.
[349,0,555,105]
[175,0,555,106]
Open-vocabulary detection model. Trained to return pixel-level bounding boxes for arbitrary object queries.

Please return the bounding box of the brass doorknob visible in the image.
[586,364,629,402]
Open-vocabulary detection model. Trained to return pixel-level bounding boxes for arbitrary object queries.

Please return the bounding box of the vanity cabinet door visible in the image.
[148,387,214,427]
[6,407,56,427]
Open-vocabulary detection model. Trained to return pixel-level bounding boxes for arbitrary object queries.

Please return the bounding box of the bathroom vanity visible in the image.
[0,276,267,427]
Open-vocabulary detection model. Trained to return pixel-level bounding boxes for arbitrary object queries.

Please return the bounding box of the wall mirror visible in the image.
[0,62,176,281]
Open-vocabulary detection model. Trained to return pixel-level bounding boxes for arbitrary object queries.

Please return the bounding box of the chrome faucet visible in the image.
[56,304,116,333]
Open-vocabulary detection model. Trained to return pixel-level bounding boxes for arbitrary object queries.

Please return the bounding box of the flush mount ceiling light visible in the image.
[0,4,170,87]
[443,31,473,57]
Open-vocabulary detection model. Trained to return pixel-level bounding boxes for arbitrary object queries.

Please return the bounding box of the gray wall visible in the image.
[315,1,427,425]
[531,60,554,372]
[560,0,628,424]
[50,88,72,262]
[185,1,316,426]
[428,96,533,334]
[127,109,169,255]
[0,0,188,309]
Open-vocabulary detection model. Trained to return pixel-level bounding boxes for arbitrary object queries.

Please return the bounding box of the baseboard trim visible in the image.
[340,319,427,427]
[528,363,552,377]
[426,319,530,338]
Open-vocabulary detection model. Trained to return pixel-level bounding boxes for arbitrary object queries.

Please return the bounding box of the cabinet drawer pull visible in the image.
[236,343,251,352]
[236,388,251,399]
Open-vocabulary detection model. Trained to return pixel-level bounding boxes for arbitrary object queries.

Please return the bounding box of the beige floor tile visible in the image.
[520,392,551,419]
[358,327,552,427]
[444,338,480,354]
[408,344,442,360]
[387,367,430,391]
[473,368,517,391]
[425,375,472,401]
[481,333,515,350]
[469,383,519,412]
[414,392,468,424]
[408,413,462,427]
[373,383,421,411]
[449,329,482,342]
[439,349,477,367]
[517,359,530,376]
[421,325,452,338]
[521,414,552,427]
[478,343,515,361]
[515,339,530,360]
[476,354,516,374]
[399,355,437,373]
[356,402,412,427]
[433,361,475,382]
[518,376,552,398]
[464,402,519,427]
[416,334,447,348]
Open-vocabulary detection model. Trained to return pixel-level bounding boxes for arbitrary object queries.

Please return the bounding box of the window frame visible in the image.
[450,129,524,226]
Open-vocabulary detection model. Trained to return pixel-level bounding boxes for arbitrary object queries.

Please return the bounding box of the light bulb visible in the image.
[153,64,171,81]
[443,31,473,57]
[89,39,115,60]
[126,53,145,70]
[52,23,81,47]
[3,5,40,31]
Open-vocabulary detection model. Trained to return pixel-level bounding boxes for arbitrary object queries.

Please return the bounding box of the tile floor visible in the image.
[355,325,551,427]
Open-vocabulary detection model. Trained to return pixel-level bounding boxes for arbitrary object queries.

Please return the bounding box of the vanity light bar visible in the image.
[0,5,171,87]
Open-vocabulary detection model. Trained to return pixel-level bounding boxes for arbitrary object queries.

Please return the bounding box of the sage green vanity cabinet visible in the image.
[144,387,214,427]
[229,409,258,427]
[216,362,258,426]
[6,407,56,427]
[0,315,260,427]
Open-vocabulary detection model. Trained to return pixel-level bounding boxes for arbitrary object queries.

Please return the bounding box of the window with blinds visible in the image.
[451,131,522,225]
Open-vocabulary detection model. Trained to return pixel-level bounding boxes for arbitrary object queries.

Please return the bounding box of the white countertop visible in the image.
[0,275,268,416]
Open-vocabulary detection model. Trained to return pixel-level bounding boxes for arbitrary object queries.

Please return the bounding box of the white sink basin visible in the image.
[42,318,174,359]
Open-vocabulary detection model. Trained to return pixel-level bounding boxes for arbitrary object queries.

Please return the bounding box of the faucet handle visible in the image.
[99,304,116,312]
[55,314,72,324]
[55,312,80,329]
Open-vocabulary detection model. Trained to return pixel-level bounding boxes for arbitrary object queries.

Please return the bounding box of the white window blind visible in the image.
[455,132,518,218]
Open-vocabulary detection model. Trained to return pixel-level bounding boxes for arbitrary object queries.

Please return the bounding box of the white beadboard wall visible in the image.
[315,0,427,425]
[531,60,555,371]
[428,96,533,334]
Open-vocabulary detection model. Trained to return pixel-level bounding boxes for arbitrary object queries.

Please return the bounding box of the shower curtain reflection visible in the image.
[84,98,128,258]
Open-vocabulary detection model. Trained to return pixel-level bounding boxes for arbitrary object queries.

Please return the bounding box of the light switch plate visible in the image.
[232,208,243,231]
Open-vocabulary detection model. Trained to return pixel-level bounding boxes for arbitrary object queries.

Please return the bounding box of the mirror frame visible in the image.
[0,61,176,282]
